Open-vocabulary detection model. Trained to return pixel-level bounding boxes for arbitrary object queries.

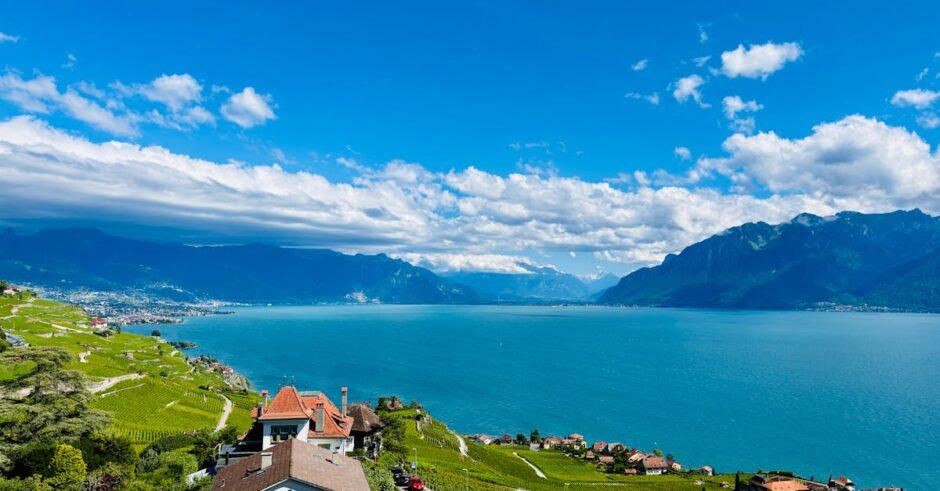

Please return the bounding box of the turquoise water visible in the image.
[133,305,940,489]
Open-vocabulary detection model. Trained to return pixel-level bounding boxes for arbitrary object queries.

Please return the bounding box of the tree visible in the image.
[515,433,527,444]
[150,330,161,337]
[77,434,135,471]
[653,449,663,457]
[529,429,541,443]
[0,347,109,472]
[46,444,86,490]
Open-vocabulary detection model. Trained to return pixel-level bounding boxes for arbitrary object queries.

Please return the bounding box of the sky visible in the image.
[1,1,940,277]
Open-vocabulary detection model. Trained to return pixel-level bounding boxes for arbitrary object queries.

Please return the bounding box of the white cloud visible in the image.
[693,56,711,67]
[0,32,19,43]
[891,89,940,110]
[137,74,203,112]
[722,95,762,119]
[221,87,276,128]
[672,75,709,107]
[0,72,138,136]
[625,92,660,105]
[916,112,940,129]
[674,147,692,161]
[916,67,930,82]
[720,42,803,80]
[396,253,536,273]
[2,115,938,273]
[631,59,649,71]
[697,115,940,208]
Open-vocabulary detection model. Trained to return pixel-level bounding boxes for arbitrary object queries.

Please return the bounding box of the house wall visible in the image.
[261,419,310,449]
[306,436,354,455]
[644,468,665,475]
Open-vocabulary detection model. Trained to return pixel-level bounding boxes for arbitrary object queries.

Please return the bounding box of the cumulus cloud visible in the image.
[221,87,276,128]
[672,75,708,107]
[916,112,940,129]
[0,32,19,43]
[722,95,763,134]
[720,42,803,80]
[137,74,204,111]
[395,253,536,273]
[1,115,937,272]
[631,59,649,71]
[0,72,138,136]
[697,115,940,209]
[891,89,940,110]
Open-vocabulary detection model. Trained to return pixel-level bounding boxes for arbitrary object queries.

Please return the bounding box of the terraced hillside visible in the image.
[0,294,256,446]
[378,409,744,490]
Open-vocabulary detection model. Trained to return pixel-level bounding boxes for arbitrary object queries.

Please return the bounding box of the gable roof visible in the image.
[259,386,309,420]
[346,403,384,434]
[641,456,667,469]
[211,438,369,491]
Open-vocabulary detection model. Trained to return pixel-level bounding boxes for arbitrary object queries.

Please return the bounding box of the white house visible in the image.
[254,386,355,455]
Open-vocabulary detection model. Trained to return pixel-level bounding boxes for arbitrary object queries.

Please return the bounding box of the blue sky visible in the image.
[1,1,940,276]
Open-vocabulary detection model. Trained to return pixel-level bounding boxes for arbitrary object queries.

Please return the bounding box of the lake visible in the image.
[131,305,940,489]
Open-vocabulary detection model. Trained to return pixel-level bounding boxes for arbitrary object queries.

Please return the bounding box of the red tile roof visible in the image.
[257,386,353,439]
[641,456,668,470]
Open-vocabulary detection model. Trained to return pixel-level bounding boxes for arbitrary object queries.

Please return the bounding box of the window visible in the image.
[270,425,297,443]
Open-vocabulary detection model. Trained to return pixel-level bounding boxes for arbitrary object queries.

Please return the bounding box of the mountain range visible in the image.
[0,229,477,304]
[444,265,618,302]
[598,209,940,311]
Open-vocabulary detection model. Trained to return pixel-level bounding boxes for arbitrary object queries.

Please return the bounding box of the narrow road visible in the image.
[87,373,145,394]
[452,431,468,457]
[215,395,233,431]
[513,452,546,479]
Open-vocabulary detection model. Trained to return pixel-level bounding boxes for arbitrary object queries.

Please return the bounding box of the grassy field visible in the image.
[381,409,744,490]
[0,295,256,445]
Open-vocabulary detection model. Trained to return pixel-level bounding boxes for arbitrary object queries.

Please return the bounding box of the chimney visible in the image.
[260,451,273,471]
[316,403,324,432]
[341,386,348,416]
[258,390,269,417]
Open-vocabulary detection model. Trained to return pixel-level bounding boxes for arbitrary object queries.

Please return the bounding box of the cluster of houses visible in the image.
[212,385,385,490]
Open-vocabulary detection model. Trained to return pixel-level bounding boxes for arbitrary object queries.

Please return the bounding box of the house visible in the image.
[694,466,714,476]
[607,442,625,454]
[598,455,614,464]
[211,438,369,491]
[640,456,668,475]
[472,434,494,445]
[89,317,108,331]
[668,460,682,472]
[5,333,28,348]
[239,386,355,455]
[542,436,562,449]
[627,451,646,463]
[827,476,856,491]
[345,402,384,454]
[623,468,637,475]
[584,450,595,460]
[591,441,607,453]
[748,474,810,491]
[528,442,541,451]
[500,434,513,445]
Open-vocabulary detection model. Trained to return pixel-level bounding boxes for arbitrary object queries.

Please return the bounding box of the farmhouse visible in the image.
[237,386,355,455]
[640,456,668,475]
[748,474,811,491]
[211,438,368,491]
[89,317,108,330]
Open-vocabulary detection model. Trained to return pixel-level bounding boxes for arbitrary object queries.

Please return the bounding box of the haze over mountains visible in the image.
[2,209,939,310]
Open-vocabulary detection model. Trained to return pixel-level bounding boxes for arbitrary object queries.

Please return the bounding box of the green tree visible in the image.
[46,444,86,490]
[515,433,527,444]
[77,434,136,471]
[529,429,541,443]
[653,448,663,457]
[0,347,108,472]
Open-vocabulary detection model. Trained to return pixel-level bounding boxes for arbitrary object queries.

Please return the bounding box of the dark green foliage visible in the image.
[529,429,541,443]
[143,434,195,455]
[45,444,86,491]
[9,440,57,479]
[76,434,136,472]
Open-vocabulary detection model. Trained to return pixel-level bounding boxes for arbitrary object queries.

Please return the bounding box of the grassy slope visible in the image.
[0,295,256,445]
[384,409,744,490]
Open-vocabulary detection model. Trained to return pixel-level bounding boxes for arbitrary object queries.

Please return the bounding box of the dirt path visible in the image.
[451,430,468,457]
[215,395,233,431]
[87,373,145,394]
[513,452,546,479]
[78,351,90,363]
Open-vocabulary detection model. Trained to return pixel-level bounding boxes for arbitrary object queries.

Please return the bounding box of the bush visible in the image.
[144,434,195,455]
[10,439,58,479]
[150,330,161,337]
[157,449,197,479]
[84,462,130,491]
[77,434,136,471]
[46,444,86,491]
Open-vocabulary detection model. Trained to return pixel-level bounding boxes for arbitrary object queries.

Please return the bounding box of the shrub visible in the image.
[46,444,87,491]
[77,434,136,471]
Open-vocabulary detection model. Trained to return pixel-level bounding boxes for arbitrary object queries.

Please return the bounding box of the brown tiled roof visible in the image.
[211,438,368,491]
[757,480,810,491]
[641,456,667,469]
[346,403,384,434]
